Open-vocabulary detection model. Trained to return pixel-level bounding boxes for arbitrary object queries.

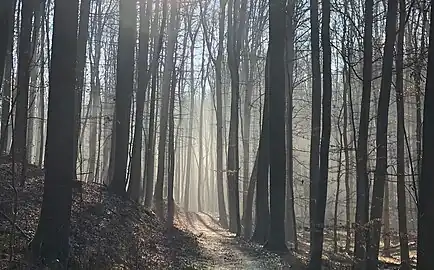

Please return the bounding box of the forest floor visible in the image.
[0,159,418,269]
[175,211,301,269]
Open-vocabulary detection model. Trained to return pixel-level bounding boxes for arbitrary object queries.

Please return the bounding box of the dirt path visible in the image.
[177,212,297,269]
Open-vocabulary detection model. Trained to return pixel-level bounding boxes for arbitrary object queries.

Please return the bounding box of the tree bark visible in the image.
[30,0,79,265]
[109,0,137,197]
[366,0,398,267]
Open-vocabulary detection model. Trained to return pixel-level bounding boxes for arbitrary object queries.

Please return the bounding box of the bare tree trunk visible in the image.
[251,50,270,245]
[88,0,103,183]
[353,0,373,265]
[265,0,288,252]
[226,0,241,235]
[395,0,410,266]
[128,0,152,202]
[13,0,34,184]
[183,12,198,210]
[74,0,91,178]
[144,0,163,207]
[109,0,137,196]
[309,0,332,263]
[166,60,177,230]
[309,0,321,245]
[216,0,228,228]
[418,5,434,269]
[333,132,343,253]
[366,0,398,266]
[383,178,390,256]
[0,0,15,155]
[30,0,79,264]
[285,0,297,249]
[154,0,178,215]
[0,0,15,87]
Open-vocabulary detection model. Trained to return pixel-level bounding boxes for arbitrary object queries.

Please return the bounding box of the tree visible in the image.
[30,0,79,265]
[308,0,332,264]
[183,6,199,211]
[0,0,15,87]
[418,3,434,269]
[264,0,287,253]
[395,0,410,267]
[285,0,297,249]
[128,0,152,202]
[109,0,137,196]
[73,0,91,179]
[366,0,398,266]
[154,0,178,215]
[353,0,373,265]
[215,0,229,228]
[227,0,241,235]
[308,0,321,244]
[251,49,270,245]
[13,0,34,183]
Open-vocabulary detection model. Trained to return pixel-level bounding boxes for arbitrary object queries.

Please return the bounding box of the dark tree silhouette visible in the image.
[109,0,137,196]
[30,0,79,265]
[418,3,434,269]
[264,0,288,253]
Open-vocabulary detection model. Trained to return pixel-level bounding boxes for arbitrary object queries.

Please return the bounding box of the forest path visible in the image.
[177,211,296,269]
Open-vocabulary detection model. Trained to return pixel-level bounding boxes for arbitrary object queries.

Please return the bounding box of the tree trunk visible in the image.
[109,0,137,196]
[309,0,321,245]
[226,0,241,235]
[128,0,152,202]
[366,0,398,266]
[30,0,79,265]
[395,0,410,267]
[418,5,434,269]
[285,0,297,249]
[74,0,91,178]
[353,0,373,265]
[308,0,332,264]
[0,0,15,155]
[13,0,34,184]
[264,0,287,252]
[251,50,270,245]
[216,0,228,228]
[154,0,178,215]
[184,14,198,211]
[0,0,15,87]
[88,0,103,183]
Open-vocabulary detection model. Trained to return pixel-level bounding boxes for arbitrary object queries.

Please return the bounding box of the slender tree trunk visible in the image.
[383,178,390,256]
[353,0,373,265]
[144,0,163,207]
[251,50,270,245]
[395,0,410,266]
[309,0,321,245]
[285,0,297,249]
[216,0,228,228]
[184,16,198,211]
[88,0,103,183]
[128,0,152,202]
[226,0,241,235]
[74,0,91,179]
[154,0,178,215]
[309,0,332,264]
[13,0,34,184]
[366,0,398,266]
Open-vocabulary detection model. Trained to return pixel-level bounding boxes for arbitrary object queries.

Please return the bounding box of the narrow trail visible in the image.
[177,211,297,269]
